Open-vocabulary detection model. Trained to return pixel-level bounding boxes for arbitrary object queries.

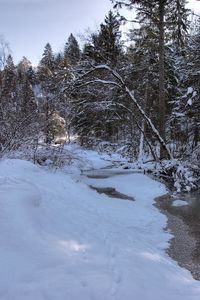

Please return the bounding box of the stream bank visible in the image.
[82,164,200,281]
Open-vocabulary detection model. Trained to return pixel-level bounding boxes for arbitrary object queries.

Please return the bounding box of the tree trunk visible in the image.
[158,0,168,159]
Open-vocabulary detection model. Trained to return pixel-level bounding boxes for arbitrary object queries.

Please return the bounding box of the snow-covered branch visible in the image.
[78,64,173,160]
[116,102,159,161]
[75,78,122,89]
[125,88,173,160]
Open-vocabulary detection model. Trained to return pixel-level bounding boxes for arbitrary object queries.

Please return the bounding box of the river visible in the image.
[156,191,200,281]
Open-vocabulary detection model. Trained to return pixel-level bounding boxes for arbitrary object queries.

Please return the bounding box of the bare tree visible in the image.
[0,35,10,70]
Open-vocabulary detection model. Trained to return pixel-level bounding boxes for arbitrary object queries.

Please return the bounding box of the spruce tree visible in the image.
[174,19,200,149]
[83,11,122,66]
[112,0,189,158]
[64,34,81,65]
[17,56,32,75]
[1,54,16,95]
[0,54,17,149]
[40,43,55,72]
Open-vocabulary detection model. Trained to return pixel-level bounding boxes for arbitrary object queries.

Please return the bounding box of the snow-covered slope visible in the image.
[0,158,200,300]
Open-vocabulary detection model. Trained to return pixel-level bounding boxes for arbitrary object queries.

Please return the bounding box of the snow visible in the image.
[187,87,193,95]
[0,155,200,300]
[62,143,125,173]
[173,164,196,193]
[187,98,193,106]
[186,87,197,106]
[172,200,188,207]
[32,84,44,100]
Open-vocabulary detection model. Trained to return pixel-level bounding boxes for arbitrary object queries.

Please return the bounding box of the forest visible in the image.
[1,1,200,297]
[0,0,200,192]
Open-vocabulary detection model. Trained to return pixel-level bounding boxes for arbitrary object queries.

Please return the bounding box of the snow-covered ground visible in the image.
[0,150,200,300]
[172,199,188,207]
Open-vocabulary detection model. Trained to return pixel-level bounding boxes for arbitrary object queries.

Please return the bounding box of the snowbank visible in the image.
[0,158,200,300]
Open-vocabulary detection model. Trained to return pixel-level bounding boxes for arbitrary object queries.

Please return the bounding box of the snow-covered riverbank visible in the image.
[0,152,200,300]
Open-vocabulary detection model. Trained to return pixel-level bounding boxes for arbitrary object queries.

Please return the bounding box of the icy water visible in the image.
[89,185,135,201]
[83,168,142,179]
[156,192,200,280]
[82,168,139,200]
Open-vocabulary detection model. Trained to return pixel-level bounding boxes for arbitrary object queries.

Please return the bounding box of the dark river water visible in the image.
[156,191,200,280]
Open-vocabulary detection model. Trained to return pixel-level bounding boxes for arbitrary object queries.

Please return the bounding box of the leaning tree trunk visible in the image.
[76,64,173,160]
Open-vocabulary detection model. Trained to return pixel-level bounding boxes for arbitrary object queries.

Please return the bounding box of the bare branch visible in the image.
[0,35,11,70]
[77,64,173,159]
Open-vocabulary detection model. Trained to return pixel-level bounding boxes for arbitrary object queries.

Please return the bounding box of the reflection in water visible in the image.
[188,192,200,211]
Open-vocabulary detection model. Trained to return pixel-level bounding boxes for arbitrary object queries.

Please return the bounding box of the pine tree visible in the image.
[64,34,81,65]
[72,12,124,144]
[1,54,16,95]
[167,0,190,51]
[0,54,38,151]
[40,43,55,72]
[17,76,36,118]
[37,43,57,143]
[55,53,63,68]
[0,54,17,149]
[17,56,32,76]
[83,11,122,66]
[112,0,189,158]
[98,10,122,65]
[26,66,37,85]
[173,19,200,149]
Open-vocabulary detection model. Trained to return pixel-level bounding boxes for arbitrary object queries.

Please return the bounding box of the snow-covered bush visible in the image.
[173,164,197,193]
[161,160,198,193]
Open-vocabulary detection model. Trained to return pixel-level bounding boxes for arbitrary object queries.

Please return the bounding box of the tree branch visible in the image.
[76,64,173,159]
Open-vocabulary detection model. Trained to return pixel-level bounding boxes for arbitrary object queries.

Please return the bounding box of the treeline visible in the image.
[0,1,200,186]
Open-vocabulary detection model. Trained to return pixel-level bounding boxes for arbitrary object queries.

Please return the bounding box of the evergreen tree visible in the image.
[172,19,200,150]
[37,43,57,95]
[26,66,37,85]
[17,76,37,118]
[64,34,81,65]
[74,12,125,144]
[40,43,55,72]
[55,53,63,68]
[83,11,122,66]
[37,43,57,143]
[17,56,32,76]
[1,54,16,95]
[0,54,38,151]
[167,0,190,51]
[0,54,17,149]
[112,0,189,158]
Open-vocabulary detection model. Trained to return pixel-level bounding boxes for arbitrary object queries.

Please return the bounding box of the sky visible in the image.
[0,0,113,64]
[0,0,200,65]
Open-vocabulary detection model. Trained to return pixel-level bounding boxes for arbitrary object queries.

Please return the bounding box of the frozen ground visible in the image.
[0,150,200,300]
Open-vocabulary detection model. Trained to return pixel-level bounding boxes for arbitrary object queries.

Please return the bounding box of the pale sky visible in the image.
[189,0,200,13]
[0,0,200,65]
[0,0,113,64]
